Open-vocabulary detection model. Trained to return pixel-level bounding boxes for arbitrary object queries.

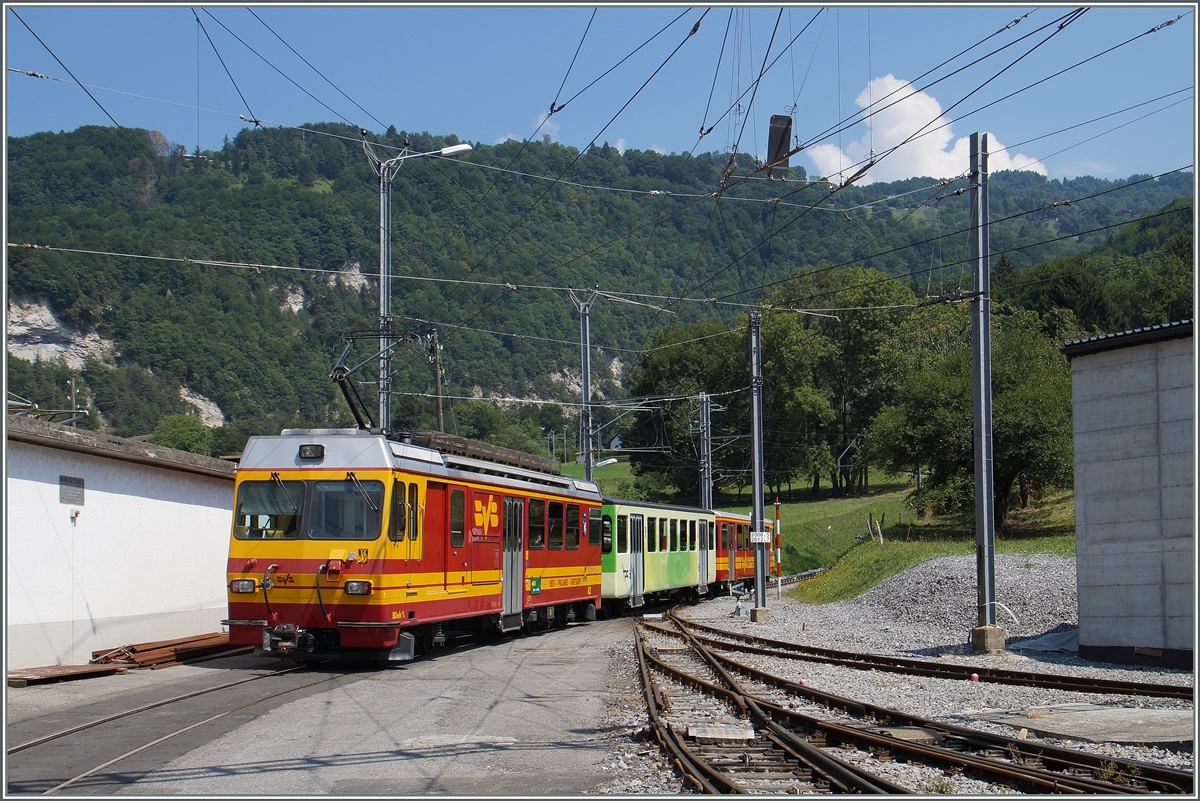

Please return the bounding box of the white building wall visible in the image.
[1072,335,1193,654]
[6,441,233,669]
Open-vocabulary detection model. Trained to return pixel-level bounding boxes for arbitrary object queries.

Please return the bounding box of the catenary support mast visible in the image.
[970,132,1003,651]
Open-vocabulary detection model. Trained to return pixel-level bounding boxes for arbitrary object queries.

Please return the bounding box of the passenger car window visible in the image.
[528,498,545,549]
[601,514,613,554]
[566,504,580,549]
[450,490,465,548]
[617,515,628,554]
[588,507,602,546]
[548,501,564,549]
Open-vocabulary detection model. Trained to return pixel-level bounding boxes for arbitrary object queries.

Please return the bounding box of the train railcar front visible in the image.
[599,498,717,609]
[223,428,603,662]
[713,510,775,593]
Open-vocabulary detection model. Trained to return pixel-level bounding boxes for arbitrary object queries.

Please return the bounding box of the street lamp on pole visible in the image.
[362,134,472,431]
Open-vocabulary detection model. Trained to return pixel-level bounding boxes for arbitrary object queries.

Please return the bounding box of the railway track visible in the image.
[5,662,356,795]
[637,616,1193,794]
[636,623,909,793]
[681,617,1193,700]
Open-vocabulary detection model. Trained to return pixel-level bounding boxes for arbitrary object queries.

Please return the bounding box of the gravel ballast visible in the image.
[594,554,1194,794]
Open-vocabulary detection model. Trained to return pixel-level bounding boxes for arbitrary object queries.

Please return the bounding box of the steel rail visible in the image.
[681,618,1193,699]
[633,625,723,793]
[640,623,910,793]
[676,618,1142,791]
[663,617,1191,794]
[668,617,1172,794]
[40,671,349,795]
[7,663,311,755]
[711,647,1192,795]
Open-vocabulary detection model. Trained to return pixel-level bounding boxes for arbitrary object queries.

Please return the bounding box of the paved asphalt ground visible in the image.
[8,617,634,795]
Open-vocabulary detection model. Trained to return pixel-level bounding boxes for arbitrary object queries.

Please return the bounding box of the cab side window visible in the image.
[408,483,419,540]
[390,480,407,542]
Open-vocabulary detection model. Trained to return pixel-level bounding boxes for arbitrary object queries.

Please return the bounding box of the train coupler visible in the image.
[262,623,316,655]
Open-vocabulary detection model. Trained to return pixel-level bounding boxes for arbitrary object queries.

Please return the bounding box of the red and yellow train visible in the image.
[223,428,776,662]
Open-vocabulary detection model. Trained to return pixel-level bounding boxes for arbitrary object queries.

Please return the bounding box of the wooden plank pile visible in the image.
[8,664,127,688]
[90,632,252,669]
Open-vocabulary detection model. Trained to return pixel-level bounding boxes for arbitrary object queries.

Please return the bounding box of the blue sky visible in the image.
[5,5,1196,183]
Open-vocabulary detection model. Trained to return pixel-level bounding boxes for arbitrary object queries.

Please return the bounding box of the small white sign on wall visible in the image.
[59,475,85,505]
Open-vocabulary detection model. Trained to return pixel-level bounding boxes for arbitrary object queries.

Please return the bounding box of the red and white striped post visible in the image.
[774,496,782,600]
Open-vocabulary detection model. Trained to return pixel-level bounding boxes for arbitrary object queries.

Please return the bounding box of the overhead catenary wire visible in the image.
[248,8,387,132]
[8,58,1183,218]
[9,10,1190,357]
[789,200,1194,308]
[684,9,1183,307]
[712,166,1193,304]
[201,8,357,130]
[10,164,1186,324]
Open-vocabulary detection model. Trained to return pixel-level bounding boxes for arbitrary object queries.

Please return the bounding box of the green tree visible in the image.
[148,414,212,455]
[868,305,1075,530]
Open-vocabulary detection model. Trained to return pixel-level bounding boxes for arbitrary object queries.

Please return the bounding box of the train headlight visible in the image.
[229,579,257,594]
[344,580,373,596]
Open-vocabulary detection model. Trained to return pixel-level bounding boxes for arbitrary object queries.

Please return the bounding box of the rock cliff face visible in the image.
[7,296,116,369]
[8,296,226,426]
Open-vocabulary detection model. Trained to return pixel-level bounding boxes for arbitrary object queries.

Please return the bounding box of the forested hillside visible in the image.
[6,124,1193,480]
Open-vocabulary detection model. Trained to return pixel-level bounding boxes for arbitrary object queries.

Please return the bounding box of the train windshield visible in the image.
[307,480,384,540]
[235,480,304,539]
[233,478,384,540]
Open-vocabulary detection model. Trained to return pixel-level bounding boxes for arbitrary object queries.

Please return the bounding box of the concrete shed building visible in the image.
[6,415,235,670]
[1062,320,1193,669]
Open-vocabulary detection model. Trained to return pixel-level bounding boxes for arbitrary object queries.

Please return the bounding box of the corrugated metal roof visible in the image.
[1061,319,1192,360]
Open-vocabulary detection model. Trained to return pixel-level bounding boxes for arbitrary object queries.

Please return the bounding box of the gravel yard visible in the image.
[593,554,1194,794]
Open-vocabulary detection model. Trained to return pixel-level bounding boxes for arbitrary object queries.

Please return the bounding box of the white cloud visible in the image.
[494,134,521,145]
[536,112,560,139]
[615,138,626,155]
[807,74,1047,185]
[649,144,665,155]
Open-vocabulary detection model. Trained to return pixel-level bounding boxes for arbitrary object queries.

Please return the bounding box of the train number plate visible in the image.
[749,531,771,543]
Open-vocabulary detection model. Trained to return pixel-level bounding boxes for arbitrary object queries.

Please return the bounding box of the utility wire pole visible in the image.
[749,312,769,617]
[699,392,713,510]
[970,132,1003,652]
[426,329,445,432]
[362,135,471,431]
[570,289,598,482]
